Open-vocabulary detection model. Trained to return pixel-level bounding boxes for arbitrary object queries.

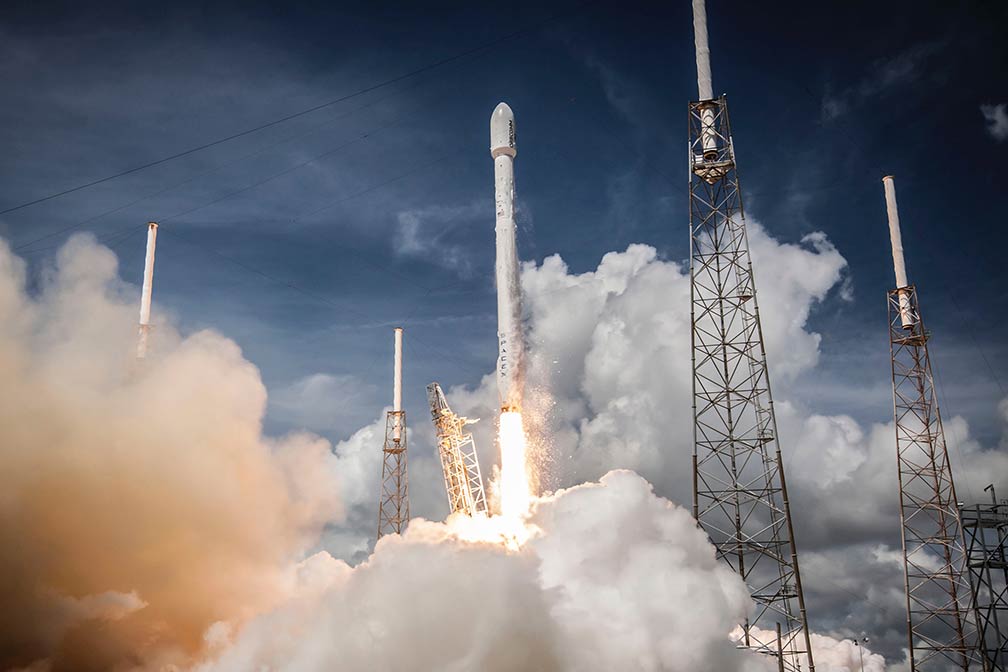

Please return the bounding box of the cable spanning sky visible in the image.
[0,0,1006,665]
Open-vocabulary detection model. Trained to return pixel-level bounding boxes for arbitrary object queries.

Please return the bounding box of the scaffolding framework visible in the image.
[688,95,814,672]
[961,492,1007,670]
[427,383,488,517]
[377,409,408,539]
[888,286,982,671]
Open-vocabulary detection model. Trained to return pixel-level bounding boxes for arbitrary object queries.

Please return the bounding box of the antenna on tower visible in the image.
[136,222,158,359]
[687,2,815,671]
[884,176,982,671]
[377,327,409,539]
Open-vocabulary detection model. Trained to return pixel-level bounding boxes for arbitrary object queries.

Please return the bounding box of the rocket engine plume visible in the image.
[491,102,524,413]
[498,410,532,522]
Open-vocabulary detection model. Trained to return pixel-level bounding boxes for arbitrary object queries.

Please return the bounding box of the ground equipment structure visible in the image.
[427,382,488,517]
[961,486,1007,671]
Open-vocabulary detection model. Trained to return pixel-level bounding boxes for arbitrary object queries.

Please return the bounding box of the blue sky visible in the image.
[2,1,1004,445]
[0,1,1006,661]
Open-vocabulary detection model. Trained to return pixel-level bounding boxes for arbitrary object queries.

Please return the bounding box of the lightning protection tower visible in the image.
[961,485,1007,671]
[377,327,409,539]
[427,382,488,517]
[688,2,814,670]
[136,222,158,359]
[884,176,981,671]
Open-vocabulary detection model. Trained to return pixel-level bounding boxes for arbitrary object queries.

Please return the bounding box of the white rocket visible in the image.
[490,102,524,412]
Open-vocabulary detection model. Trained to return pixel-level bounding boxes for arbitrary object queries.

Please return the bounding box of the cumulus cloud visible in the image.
[981,103,1008,142]
[0,234,342,671]
[198,471,767,672]
[446,219,848,508]
[431,219,1006,663]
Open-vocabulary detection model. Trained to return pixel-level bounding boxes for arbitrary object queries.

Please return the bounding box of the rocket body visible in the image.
[490,102,524,412]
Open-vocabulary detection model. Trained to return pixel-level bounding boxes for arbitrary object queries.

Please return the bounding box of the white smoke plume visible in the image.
[0,234,342,671]
[198,470,769,672]
[3,220,1002,670]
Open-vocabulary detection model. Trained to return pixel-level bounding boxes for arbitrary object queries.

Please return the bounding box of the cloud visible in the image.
[981,103,1008,142]
[0,234,343,670]
[270,372,374,434]
[394,201,489,277]
[198,470,767,672]
[431,219,1006,662]
[822,42,943,121]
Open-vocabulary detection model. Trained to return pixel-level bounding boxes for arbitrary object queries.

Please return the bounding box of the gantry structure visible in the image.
[427,382,488,517]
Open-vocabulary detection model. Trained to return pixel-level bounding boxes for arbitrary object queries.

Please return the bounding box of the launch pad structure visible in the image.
[377,327,409,539]
[687,2,814,671]
[427,382,488,517]
[961,487,1008,671]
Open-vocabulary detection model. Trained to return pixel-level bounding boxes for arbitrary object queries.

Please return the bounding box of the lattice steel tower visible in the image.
[688,2,814,670]
[427,382,488,517]
[961,485,1007,671]
[883,176,982,671]
[377,327,409,539]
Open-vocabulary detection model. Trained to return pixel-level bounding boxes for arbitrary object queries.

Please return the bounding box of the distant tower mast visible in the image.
[961,485,1007,671]
[377,327,409,539]
[136,222,158,359]
[884,176,981,672]
[687,2,815,671]
[427,382,488,517]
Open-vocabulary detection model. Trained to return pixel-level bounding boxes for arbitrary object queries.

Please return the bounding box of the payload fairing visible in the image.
[491,102,524,412]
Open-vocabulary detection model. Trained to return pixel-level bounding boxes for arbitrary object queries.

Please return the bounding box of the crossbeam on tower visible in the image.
[427,382,488,518]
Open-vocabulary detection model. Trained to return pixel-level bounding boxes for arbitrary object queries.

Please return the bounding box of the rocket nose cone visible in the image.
[490,102,516,158]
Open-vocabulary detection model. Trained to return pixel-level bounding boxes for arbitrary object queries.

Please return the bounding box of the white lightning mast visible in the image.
[427,382,488,517]
[136,222,158,359]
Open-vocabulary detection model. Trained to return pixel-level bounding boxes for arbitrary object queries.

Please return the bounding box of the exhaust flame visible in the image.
[498,410,532,521]
[447,410,535,549]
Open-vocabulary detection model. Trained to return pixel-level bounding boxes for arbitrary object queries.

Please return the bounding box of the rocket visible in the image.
[490,102,524,412]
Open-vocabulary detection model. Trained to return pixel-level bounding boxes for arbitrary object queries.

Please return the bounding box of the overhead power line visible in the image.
[0,1,592,218]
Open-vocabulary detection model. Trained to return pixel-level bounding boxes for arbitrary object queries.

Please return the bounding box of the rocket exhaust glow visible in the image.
[491,102,524,413]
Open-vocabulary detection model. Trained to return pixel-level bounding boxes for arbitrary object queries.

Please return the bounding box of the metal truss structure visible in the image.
[889,285,982,671]
[377,409,408,539]
[427,382,488,517]
[961,486,1007,671]
[689,95,814,672]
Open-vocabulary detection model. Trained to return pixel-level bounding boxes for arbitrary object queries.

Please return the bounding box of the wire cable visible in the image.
[0,1,592,218]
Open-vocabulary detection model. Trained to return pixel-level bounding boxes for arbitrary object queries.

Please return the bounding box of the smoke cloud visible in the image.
[0,234,342,670]
[2,223,999,670]
[198,470,767,672]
